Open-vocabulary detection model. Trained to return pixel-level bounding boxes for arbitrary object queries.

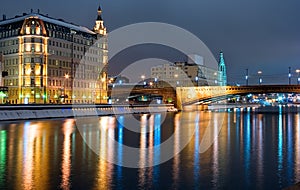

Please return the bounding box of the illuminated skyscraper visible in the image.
[0,6,108,104]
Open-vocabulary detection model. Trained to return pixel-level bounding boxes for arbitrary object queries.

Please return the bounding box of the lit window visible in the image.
[35,44,41,52]
[25,26,30,34]
[25,44,31,52]
[35,65,41,75]
[25,65,31,75]
[36,26,41,35]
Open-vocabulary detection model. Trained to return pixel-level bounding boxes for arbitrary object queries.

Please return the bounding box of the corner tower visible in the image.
[93,4,108,103]
[218,52,227,86]
[93,5,107,35]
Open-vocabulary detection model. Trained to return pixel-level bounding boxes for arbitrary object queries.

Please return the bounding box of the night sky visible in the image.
[1,0,300,84]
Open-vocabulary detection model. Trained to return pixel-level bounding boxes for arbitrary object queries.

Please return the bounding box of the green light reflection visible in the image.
[0,130,7,187]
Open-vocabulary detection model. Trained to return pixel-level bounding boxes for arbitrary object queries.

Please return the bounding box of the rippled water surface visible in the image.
[0,111,299,189]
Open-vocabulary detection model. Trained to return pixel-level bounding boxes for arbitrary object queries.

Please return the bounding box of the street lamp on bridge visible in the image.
[141,75,146,85]
[288,67,292,85]
[257,71,262,85]
[296,69,300,85]
[245,69,249,86]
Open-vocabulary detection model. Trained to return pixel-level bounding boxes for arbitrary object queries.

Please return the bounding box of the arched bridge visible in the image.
[176,85,300,108]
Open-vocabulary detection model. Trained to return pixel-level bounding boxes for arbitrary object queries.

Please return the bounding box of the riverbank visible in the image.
[0,104,174,121]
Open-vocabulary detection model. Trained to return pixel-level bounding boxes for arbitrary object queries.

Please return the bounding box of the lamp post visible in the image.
[64,74,69,103]
[154,77,158,87]
[258,71,262,85]
[245,69,249,86]
[296,69,300,85]
[195,76,199,86]
[288,67,292,85]
[174,74,179,87]
[141,75,146,86]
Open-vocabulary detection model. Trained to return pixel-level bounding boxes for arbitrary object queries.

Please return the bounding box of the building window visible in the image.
[36,26,41,35]
[25,44,31,52]
[26,26,30,34]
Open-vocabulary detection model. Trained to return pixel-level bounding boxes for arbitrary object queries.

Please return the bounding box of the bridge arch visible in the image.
[177,85,300,108]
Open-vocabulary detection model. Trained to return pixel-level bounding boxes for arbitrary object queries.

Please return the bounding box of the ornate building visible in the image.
[0,6,108,104]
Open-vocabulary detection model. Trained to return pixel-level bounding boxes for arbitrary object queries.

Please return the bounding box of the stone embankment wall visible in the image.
[0,104,172,121]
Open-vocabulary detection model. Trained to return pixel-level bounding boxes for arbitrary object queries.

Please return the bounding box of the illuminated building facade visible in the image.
[0,6,108,104]
[151,55,224,87]
[218,52,227,86]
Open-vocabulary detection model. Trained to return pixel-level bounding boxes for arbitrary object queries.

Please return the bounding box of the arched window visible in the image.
[24,19,42,35]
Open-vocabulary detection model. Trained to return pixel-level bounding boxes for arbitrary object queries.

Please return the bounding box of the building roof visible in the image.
[0,13,96,35]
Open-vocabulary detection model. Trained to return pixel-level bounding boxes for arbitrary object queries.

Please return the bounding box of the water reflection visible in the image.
[0,111,300,189]
[295,113,300,182]
[60,119,75,190]
[95,116,115,190]
[278,108,283,179]
[0,130,6,188]
[193,113,200,187]
[22,122,51,190]
[137,114,162,189]
[172,113,181,189]
[117,115,124,188]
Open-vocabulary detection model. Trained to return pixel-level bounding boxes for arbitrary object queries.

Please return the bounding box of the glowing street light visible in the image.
[296,69,300,85]
[141,75,146,85]
[195,76,199,86]
[288,67,292,85]
[245,69,249,86]
[257,71,262,85]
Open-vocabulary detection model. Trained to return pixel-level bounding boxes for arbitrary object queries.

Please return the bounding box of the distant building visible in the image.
[218,52,227,86]
[151,54,226,87]
[0,5,108,104]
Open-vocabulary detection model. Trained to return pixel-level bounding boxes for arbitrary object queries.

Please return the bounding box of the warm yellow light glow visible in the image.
[25,65,31,75]
[26,26,30,34]
[35,65,41,75]
[35,78,40,86]
[36,27,41,35]
[60,120,74,189]
[35,44,40,52]
[25,77,30,86]
[25,44,31,52]
[65,74,69,79]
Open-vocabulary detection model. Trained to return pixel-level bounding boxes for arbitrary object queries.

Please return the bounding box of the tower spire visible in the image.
[94,4,106,35]
[218,51,227,86]
[97,5,103,21]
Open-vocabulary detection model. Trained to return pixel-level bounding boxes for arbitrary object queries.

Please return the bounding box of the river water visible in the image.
[0,110,299,189]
